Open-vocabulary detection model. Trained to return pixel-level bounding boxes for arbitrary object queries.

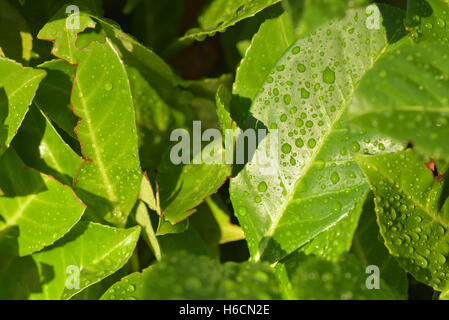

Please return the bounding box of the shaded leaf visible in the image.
[0,57,46,155]
[11,105,83,186]
[0,222,140,299]
[0,149,85,256]
[0,0,33,63]
[101,251,281,299]
[292,253,400,299]
[164,0,280,57]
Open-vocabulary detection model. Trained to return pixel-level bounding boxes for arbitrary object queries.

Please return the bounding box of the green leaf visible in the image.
[216,85,238,135]
[39,13,143,226]
[37,7,97,64]
[232,7,296,125]
[11,105,83,186]
[134,200,162,261]
[352,194,408,299]
[0,57,46,155]
[0,0,33,63]
[71,39,142,226]
[97,16,180,87]
[164,0,280,58]
[101,252,282,299]
[348,42,449,160]
[158,228,209,257]
[0,149,85,256]
[34,59,78,139]
[292,253,400,299]
[355,149,449,293]
[284,0,369,38]
[157,140,232,224]
[0,222,140,299]
[191,196,245,245]
[156,216,189,236]
[405,0,449,42]
[230,5,406,263]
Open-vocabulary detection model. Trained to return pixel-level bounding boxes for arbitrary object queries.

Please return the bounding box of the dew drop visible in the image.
[323,67,335,84]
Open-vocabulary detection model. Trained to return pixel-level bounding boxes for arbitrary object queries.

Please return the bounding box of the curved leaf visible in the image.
[34,59,78,139]
[356,149,449,293]
[230,5,406,263]
[0,222,140,299]
[0,57,46,155]
[348,42,449,160]
[12,105,83,186]
[39,10,143,226]
[164,0,280,57]
[0,149,85,256]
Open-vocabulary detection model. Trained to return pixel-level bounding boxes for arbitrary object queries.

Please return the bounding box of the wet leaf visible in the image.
[230,5,406,263]
[356,149,449,293]
[164,0,280,57]
[39,8,143,226]
[0,149,85,256]
[0,222,140,299]
[348,42,449,160]
[0,57,46,155]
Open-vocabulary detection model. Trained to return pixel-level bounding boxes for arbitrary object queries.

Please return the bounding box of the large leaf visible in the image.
[101,252,281,300]
[230,5,406,263]
[0,57,46,155]
[356,149,449,294]
[39,9,142,226]
[348,42,449,160]
[164,0,280,57]
[0,222,140,299]
[0,149,85,256]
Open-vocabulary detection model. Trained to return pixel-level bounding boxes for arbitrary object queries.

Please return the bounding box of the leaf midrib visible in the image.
[253,24,398,262]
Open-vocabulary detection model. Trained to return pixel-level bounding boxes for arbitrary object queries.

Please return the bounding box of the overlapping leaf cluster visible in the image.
[1,0,449,300]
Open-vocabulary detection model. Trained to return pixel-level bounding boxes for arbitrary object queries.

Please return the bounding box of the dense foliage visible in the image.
[0,0,448,300]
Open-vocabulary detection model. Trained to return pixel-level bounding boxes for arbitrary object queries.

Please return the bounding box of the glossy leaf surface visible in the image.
[230,5,406,263]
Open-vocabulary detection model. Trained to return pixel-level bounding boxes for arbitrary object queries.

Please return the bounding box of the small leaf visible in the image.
[0,57,46,155]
